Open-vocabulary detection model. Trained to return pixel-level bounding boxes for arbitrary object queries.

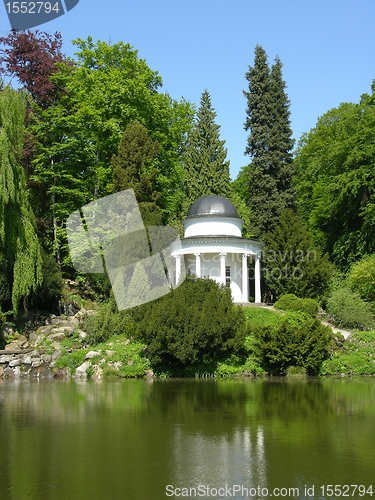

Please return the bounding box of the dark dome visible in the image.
[187,195,239,219]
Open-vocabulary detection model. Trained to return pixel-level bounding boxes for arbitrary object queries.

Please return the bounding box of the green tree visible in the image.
[112,120,162,225]
[29,36,194,269]
[263,209,333,300]
[243,45,295,237]
[0,87,42,313]
[184,90,231,204]
[295,88,375,269]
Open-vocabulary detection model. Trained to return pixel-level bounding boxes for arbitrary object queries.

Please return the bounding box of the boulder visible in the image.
[0,355,14,364]
[50,326,74,337]
[49,332,66,342]
[22,355,33,365]
[85,351,101,360]
[9,358,22,367]
[75,361,91,378]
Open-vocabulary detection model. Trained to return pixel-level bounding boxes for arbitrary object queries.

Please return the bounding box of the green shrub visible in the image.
[84,294,136,344]
[348,254,375,302]
[285,366,307,378]
[274,294,319,317]
[54,349,89,373]
[254,311,333,375]
[320,331,375,375]
[327,287,375,330]
[131,276,248,373]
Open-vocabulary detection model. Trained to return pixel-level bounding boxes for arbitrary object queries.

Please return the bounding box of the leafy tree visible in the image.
[254,312,333,375]
[132,276,247,372]
[26,36,193,269]
[112,120,162,225]
[347,254,375,302]
[0,29,69,108]
[0,87,42,313]
[184,90,231,204]
[243,45,295,237]
[263,209,333,300]
[295,89,375,269]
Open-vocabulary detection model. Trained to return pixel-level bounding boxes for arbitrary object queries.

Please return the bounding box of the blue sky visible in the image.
[1,0,374,179]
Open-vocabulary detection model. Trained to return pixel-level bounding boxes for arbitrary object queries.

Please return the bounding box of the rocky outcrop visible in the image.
[0,308,95,380]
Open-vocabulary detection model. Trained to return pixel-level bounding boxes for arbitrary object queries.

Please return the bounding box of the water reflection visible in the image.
[0,378,375,500]
[172,425,267,493]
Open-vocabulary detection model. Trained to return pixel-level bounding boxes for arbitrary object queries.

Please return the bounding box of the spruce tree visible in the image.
[184,90,231,204]
[112,120,162,226]
[243,46,295,237]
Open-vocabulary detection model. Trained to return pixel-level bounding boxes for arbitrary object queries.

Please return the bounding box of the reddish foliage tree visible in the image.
[0,29,69,108]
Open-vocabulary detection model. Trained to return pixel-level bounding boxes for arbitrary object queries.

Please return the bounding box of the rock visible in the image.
[29,332,37,341]
[41,354,52,363]
[127,360,134,366]
[32,360,42,368]
[75,361,91,378]
[22,355,33,365]
[85,350,101,360]
[14,333,28,343]
[1,324,14,339]
[51,342,63,351]
[144,369,154,379]
[92,364,103,380]
[9,358,22,367]
[77,330,88,340]
[4,341,22,351]
[113,361,123,369]
[105,350,116,357]
[50,326,74,337]
[0,355,14,364]
[49,332,66,342]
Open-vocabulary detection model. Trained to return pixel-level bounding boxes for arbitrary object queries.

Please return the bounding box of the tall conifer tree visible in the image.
[184,90,231,204]
[243,45,295,237]
[112,120,162,226]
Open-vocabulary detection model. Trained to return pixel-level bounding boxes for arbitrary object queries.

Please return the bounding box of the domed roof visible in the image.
[187,195,239,219]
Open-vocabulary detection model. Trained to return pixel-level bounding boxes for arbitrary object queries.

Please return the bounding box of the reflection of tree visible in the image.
[1,379,375,499]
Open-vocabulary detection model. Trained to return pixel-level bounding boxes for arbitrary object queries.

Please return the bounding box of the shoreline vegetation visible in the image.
[1,283,375,381]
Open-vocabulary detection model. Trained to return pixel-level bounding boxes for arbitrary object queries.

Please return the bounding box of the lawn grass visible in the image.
[243,306,281,330]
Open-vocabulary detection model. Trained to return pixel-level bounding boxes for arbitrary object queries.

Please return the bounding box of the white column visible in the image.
[175,254,181,286]
[242,253,248,303]
[255,254,261,303]
[220,253,227,286]
[194,253,201,278]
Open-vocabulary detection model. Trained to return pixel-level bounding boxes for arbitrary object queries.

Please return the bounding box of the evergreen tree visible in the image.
[263,209,333,300]
[184,90,231,204]
[112,120,162,226]
[243,45,295,237]
[0,88,42,313]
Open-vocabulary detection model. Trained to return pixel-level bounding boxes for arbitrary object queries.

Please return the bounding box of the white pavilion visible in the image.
[170,195,264,303]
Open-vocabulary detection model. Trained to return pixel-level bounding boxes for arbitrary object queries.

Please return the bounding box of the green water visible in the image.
[0,378,374,500]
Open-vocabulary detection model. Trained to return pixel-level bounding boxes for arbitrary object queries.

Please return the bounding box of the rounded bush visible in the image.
[131,276,247,372]
[254,312,333,375]
[274,294,319,317]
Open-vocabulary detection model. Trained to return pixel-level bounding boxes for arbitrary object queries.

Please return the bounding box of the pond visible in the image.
[0,378,374,500]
